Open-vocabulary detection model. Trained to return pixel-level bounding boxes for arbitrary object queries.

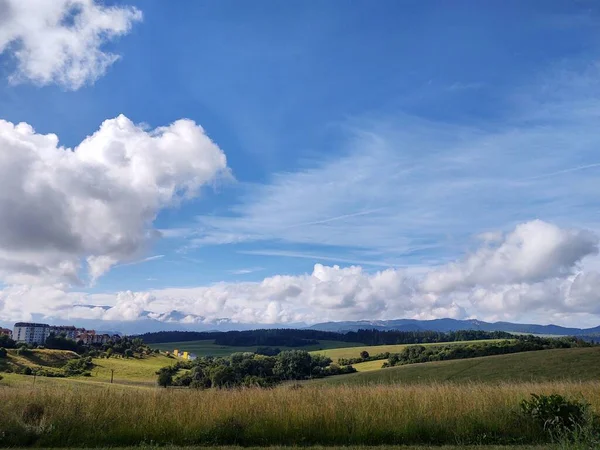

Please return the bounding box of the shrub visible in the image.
[157,368,173,387]
[520,393,594,435]
[16,347,32,356]
[360,350,369,359]
[0,347,7,358]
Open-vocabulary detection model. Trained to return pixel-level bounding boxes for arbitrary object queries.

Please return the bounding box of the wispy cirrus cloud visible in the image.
[188,64,600,266]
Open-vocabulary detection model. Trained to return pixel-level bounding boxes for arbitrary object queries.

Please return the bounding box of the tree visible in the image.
[157,369,173,388]
[360,350,370,359]
[0,334,15,349]
[209,365,236,388]
[273,350,312,380]
[124,349,134,359]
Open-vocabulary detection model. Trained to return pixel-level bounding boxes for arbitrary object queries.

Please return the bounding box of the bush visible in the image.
[0,347,7,358]
[520,393,595,435]
[360,350,369,359]
[16,347,32,356]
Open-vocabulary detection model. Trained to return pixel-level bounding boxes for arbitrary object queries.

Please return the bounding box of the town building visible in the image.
[13,322,50,344]
[76,331,112,345]
[12,322,109,345]
[0,327,12,339]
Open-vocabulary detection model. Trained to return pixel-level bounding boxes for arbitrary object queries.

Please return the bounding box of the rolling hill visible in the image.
[150,339,363,357]
[309,347,600,385]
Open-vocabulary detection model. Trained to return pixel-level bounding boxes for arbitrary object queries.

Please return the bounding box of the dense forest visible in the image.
[139,328,515,346]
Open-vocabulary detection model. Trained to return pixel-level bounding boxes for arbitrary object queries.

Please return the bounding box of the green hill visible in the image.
[150,339,363,356]
[309,338,506,361]
[309,347,600,385]
[0,349,79,373]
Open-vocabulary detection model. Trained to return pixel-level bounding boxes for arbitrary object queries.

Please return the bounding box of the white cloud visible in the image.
[3,220,600,329]
[0,0,142,89]
[0,115,229,285]
[422,220,598,293]
[188,65,600,271]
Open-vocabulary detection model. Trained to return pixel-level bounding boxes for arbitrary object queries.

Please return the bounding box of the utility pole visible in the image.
[110,369,114,384]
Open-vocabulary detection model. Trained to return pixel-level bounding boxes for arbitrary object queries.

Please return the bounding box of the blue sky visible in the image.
[1,1,600,329]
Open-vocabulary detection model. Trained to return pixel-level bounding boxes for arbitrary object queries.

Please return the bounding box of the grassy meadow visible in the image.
[1,381,599,447]
[309,339,507,361]
[150,339,364,357]
[310,347,600,386]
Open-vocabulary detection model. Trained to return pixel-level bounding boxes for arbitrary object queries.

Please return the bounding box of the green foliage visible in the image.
[385,335,590,368]
[520,394,595,436]
[62,357,94,376]
[360,350,369,359]
[0,347,7,358]
[161,348,354,389]
[45,333,82,352]
[157,367,173,387]
[16,347,32,356]
[0,334,16,349]
[273,350,312,380]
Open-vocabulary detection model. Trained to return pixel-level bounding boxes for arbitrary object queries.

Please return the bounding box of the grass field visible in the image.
[309,339,507,361]
[3,447,567,450]
[310,347,600,385]
[0,349,79,373]
[0,447,571,450]
[150,339,364,356]
[1,381,599,446]
[0,352,174,388]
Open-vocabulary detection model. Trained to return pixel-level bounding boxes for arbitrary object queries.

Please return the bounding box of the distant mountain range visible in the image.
[307,318,600,336]
[2,313,599,337]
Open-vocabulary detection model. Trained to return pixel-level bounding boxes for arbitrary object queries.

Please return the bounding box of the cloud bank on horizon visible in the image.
[1,1,600,330]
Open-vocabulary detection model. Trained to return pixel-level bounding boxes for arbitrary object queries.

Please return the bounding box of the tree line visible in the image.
[140,328,515,347]
[383,335,591,367]
[156,350,356,389]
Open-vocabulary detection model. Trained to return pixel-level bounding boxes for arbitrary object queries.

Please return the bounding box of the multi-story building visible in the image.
[13,322,117,345]
[13,322,50,344]
[76,331,112,345]
[0,327,12,339]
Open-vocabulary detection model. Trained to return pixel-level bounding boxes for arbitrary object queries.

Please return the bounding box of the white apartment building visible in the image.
[13,322,50,344]
[13,322,106,345]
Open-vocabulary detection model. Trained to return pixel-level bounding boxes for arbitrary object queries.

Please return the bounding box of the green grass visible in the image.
[88,353,174,384]
[0,447,568,450]
[351,359,387,371]
[0,349,79,373]
[1,352,174,388]
[309,339,507,361]
[2,381,599,447]
[310,347,600,386]
[150,339,364,356]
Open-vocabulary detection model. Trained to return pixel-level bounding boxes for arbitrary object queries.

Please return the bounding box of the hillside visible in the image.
[0,349,79,373]
[309,339,506,361]
[150,339,363,357]
[310,347,600,385]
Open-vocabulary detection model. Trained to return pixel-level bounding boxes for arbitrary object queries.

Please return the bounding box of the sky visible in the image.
[1,0,600,331]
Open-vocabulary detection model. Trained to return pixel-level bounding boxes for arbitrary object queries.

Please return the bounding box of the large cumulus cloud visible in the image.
[0,115,229,284]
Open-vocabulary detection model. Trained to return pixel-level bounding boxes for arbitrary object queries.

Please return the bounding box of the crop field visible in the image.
[310,347,600,386]
[309,339,507,361]
[150,339,364,356]
[1,380,599,447]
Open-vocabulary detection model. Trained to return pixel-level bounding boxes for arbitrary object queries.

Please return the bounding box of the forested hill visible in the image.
[139,328,514,347]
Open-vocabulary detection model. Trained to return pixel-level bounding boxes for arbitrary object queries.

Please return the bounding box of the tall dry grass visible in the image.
[1,381,599,447]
